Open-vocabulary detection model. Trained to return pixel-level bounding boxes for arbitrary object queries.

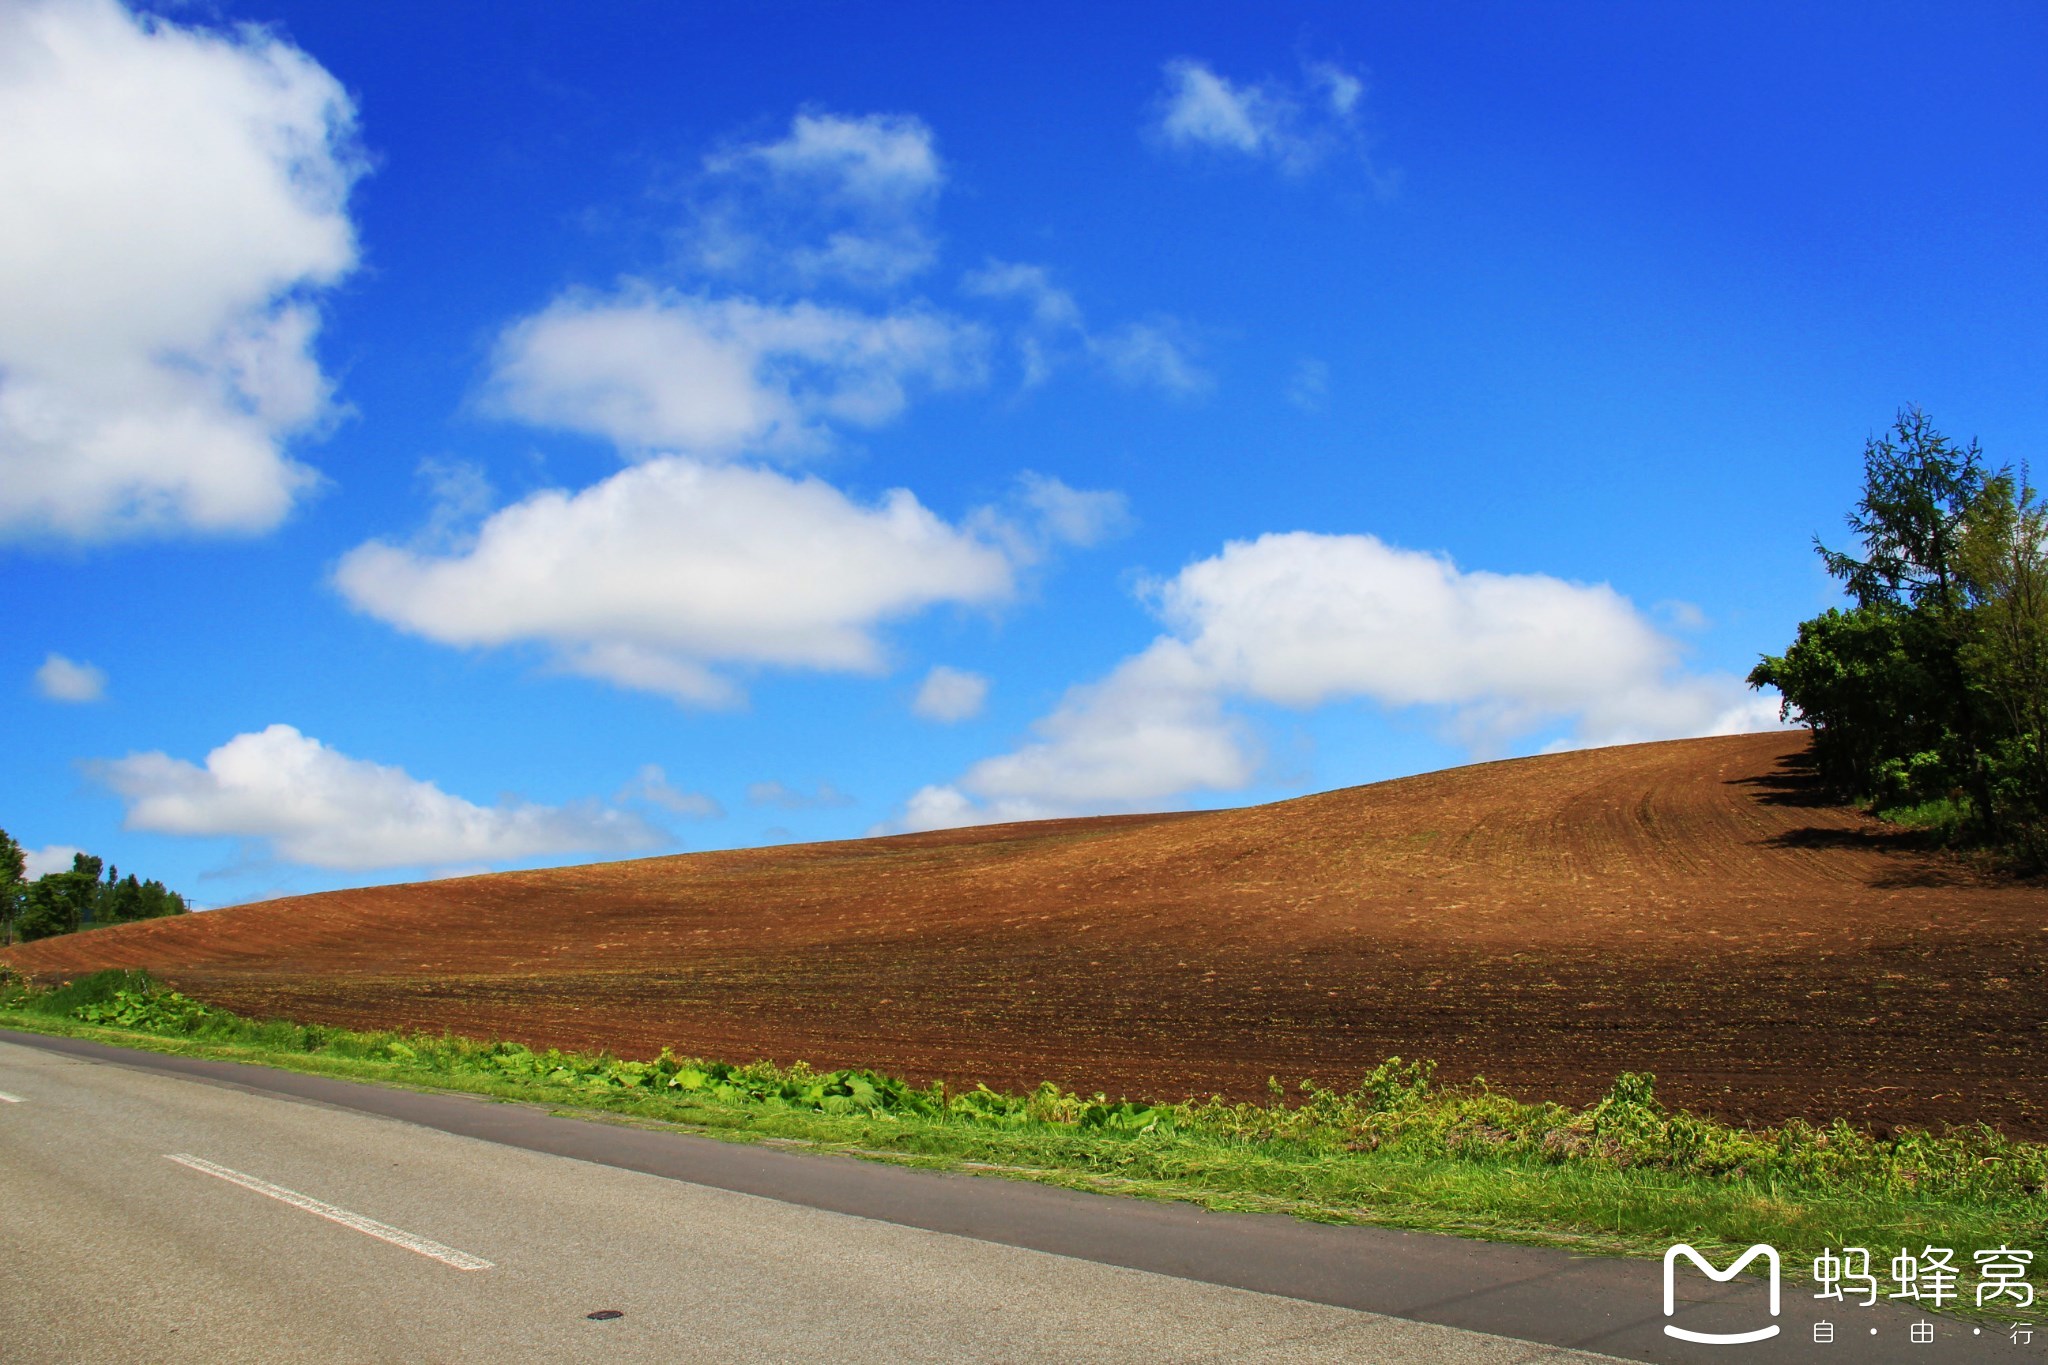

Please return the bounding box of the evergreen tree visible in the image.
[1817,406,1989,615]
[1755,408,2048,862]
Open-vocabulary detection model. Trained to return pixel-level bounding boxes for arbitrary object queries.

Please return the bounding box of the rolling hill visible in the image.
[9,731,2045,1135]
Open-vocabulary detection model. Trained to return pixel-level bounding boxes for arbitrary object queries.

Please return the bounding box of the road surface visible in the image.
[0,1031,2010,1362]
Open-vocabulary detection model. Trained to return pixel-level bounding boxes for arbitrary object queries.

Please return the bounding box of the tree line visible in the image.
[0,828,189,944]
[1750,408,2048,864]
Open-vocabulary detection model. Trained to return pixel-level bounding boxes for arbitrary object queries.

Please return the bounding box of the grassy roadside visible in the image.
[2,970,2042,1285]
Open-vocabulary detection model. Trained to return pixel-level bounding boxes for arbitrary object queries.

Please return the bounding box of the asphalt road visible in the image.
[0,1031,2024,1363]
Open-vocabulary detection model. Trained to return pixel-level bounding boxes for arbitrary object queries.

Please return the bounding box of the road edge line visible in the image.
[163,1152,493,1271]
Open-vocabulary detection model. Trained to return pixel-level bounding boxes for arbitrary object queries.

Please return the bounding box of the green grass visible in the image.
[1873,795,1975,842]
[2,968,2042,1285]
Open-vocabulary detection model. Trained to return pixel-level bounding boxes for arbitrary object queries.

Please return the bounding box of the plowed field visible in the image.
[9,732,2046,1135]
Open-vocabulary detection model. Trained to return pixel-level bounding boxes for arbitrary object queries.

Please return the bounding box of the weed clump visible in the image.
[10,968,157,1018]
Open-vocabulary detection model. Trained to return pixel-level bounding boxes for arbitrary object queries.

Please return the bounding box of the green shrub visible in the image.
[1874,749,1958,809]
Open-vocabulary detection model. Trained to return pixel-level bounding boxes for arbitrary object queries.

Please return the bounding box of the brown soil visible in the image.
[8,732,2045,1135]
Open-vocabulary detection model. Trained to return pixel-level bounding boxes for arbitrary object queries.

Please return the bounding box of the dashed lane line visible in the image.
[164,1153,494,1271]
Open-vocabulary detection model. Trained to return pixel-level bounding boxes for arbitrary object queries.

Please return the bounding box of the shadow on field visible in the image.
[1764,826,1974,887]
[1730,750,1979,886]
[1725,748,1832,807]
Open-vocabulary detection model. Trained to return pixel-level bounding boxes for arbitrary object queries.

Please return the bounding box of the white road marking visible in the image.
[0,1090,22,1103]
[164,1153,493,1271]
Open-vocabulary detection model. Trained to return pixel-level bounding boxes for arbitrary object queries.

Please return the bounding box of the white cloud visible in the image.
[1014,472,1132,548]
[1148,534,1779,749]
[1150,57,1379,180]
[1657,599,1711,632]
[907,641,1255,827]
[0,0,361,542]
[22,844,85,879]
[334,456,1018,705]
[413,457,495,551]
[912,665,989,723]
[1157,61,1270,154]
[618,763,723,819]
[1310,62,1366,118]
[34,652,105,702]
[559,643,743,709]
[721,110,941,206]
[1090,321,1209,396]
[746,779,855,810]
[696,110,942,290]
[1153,534,1669,720]
[88,724,664,870]
[964,258,1208,394]
[485,289,985,460]
[346,111,1126,713]
[959,473,1131,571]
[962,260,1082,331]
[901,532,1782,829]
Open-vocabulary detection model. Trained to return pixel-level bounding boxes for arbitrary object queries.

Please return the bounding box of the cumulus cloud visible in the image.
[912,665,989,723]
[618,763,722,819]
[88,724,664,870]
[694,110,943,290]
[901,532,1782,829]
[963,258,1208,395]
[485,289,986,461]
[21,844,86,879]
[34,652,105,702]
[1150,57,1381,181]
[334,457,1019,705]
[0,0,361,542]
[904,641,1255,828]
[347,109,1127,709]
[746,779,855,810]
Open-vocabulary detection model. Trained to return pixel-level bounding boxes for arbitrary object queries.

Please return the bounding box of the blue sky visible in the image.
[5,0,2046,905]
